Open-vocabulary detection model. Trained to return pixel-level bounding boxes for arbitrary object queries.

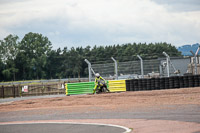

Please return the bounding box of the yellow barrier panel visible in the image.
[108,80,126,92]
[65,83,68,95]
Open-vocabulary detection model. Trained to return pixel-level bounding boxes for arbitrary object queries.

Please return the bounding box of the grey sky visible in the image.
[0,0,199,49]
[152,0,200,11]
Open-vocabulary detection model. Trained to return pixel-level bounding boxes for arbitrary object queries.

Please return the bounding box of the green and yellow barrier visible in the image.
[65,80,126,95]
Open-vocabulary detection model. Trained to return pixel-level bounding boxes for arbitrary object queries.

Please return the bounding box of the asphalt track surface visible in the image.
[1,103,199,123]
[0,123,129,133]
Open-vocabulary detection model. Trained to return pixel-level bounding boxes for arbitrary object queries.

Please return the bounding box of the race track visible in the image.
[0,87,200,133]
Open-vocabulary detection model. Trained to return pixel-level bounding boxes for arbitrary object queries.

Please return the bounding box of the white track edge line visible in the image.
[0,121,132,133]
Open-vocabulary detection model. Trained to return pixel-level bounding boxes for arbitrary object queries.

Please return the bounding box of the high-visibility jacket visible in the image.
[93,76,105,93]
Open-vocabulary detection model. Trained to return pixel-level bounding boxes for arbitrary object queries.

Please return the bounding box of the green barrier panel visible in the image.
[65,82,95,95]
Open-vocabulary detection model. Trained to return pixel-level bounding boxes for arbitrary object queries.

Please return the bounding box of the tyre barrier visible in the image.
[151,78,155,90]
[147,79,151,90]
[160,78,165,90]
[164,77,169,89]
[127,75,200,91]
[179,76,184,88]
[174,76,180,88]
[133,79,139,91]
[183,76,189,88]
[125,80,131,91]
[65,75,200,95]
[194,75,199,87]
[188,75,194,87]
[155,78,160,90]
[142,79,148,91]
[169,76,174,89]
[138,79,142,91]
[130,79,134,91]
[198,75,200,86]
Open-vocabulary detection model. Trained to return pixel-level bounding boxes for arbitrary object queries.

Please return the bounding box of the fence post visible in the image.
[19,84,22,97]
[84,59,95,82]
[13,85,15,98]
[190,47,200,75]
[111,57,118,80]
[137,55,144,78]
[195,47,200,74]
[159,65,163,77]
[17,84,20,97]
[2,86,4,98]
[42,83,44,95]
[163,52,170,77]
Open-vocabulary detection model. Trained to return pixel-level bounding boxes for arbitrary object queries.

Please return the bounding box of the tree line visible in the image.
[0,32,182,81]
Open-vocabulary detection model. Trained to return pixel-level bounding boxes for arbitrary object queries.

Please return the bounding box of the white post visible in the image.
[137,55,144,78]
[166,58,170,77]
[159,65,163,77]
[84,59,93,82]
[111,57,118,80]
[195,47,200,75]
[190,51,196,74]
[163,52,170,77]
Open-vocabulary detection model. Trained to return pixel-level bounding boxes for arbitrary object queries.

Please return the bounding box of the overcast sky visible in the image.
[0,0,199,49]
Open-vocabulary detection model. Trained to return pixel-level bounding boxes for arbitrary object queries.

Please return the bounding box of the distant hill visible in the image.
[178,43,200,56]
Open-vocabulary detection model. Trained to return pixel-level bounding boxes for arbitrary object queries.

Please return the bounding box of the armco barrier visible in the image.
[65,82,95,95]
[65,80,126,95]
[108,80,126,92]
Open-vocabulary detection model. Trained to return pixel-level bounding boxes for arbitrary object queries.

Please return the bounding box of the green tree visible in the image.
[46,48,63,79]
[0,32,182,81]
[19,32,52,79]
[0,34,19,81]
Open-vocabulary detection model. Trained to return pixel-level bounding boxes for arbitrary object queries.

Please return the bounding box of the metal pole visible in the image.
[84,59,92,82]
[195,47,200,74]
[111,57,118,80]
[163,52,170,77]
[90,68,95,75]
[159,65,163,77]
[137,55,144,78]
[195,57,198,74]
[190,51,195,75]
[84,59,95,82]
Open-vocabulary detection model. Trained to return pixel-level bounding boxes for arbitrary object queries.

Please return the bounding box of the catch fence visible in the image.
[91,59,160,79]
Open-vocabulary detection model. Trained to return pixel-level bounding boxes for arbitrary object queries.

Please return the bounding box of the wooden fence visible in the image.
[0,83,65,98]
